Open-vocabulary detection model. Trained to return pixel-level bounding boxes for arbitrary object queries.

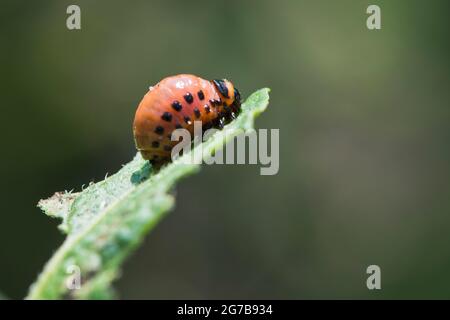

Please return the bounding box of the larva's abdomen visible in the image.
[133,74,239,163]
[133,74,240,162]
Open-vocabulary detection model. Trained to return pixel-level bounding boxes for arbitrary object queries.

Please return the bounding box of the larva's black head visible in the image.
[212,79,230,99]
[212,79,241,113]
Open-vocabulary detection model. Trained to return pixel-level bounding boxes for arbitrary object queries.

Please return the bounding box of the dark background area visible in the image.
[1,0,449,299]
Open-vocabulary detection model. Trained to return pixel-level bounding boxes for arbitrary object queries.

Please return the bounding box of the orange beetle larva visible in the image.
[133,74,241,164]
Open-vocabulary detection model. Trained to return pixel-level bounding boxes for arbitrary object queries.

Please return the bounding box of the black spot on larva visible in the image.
[163,145,172,152]
[153,155,159,160]
[184,116,192,124]
[175,123,182,129]
[161,112,172,122]
[210,99,221,106]
[154,126,164,135]
[184,93,194,104]
[197,90,205,100]
[224,105,231,113]
[219,115,227,124]
[218,118,225,129]
[152,141,160,148]
[171,101,182,112]
[213,79,229,98]
[223,101,228,107]
[218,111,227,120]
[204,105,211,114]
[203,121,213,130]
[234,88,241,103]
[193,107,201,118]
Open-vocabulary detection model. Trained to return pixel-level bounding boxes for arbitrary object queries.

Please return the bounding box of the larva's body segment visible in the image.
[133,74,241,163]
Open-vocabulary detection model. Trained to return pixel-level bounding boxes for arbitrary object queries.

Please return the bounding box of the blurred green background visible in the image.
[1,0,449,299]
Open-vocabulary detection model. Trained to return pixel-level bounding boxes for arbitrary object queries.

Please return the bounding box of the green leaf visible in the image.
[27,88,270,299]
